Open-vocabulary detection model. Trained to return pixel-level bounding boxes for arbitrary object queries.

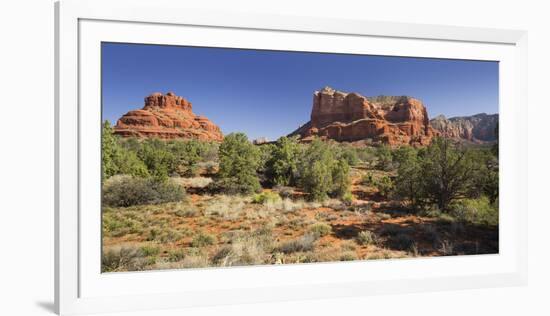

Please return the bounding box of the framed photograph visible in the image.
[55,0,527,314]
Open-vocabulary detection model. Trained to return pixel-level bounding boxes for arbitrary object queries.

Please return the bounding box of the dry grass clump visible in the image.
[147,227,186,243]
[339,251,358,261]
[390,233,416,251]
[203,195,247,220]
[172,176,213,189]
[174,207,200,218]
[102,210,144,237]
[321,199,347,211]
[340,240,357,251]
[211,226,274,267]
[308,222,332,237]
[155,254,209,270]
[356,230,377,246]
[379,224,413,237]
[191,232,217,248]
[277,233,318,254]
[254,196,306,213]
[438,240,455,255]
[102,245,149,272]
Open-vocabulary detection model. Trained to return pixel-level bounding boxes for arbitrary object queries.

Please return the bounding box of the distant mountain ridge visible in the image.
[430,113,498,142]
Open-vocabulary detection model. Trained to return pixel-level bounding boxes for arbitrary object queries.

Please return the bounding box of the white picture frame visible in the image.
[55,0,528,314]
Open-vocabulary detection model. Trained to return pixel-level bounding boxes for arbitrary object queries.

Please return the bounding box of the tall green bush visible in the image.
[331,160,351,198]
[102,121,120,180]
[265,136,300,186]
[375,145,393,170]
[217,133,261,194]
[137,139,177,180]
[394,148,423,209]
[297,139,350,201]
[419,137,479,211]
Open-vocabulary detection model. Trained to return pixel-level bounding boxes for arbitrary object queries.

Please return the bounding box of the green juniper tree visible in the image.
[217,133,261,194]
[266,136,300,186]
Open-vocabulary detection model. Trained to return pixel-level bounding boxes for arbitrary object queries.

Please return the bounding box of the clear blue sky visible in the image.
[102,42,498,140]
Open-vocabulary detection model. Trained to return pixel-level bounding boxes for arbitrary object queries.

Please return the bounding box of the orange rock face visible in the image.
[291,87,437,146]
[114,92,223,142]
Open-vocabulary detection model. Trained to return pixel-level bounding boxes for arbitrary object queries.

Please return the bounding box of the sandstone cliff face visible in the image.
[291,87,436,146]
[114,92,223,141]
[430,113,498,142]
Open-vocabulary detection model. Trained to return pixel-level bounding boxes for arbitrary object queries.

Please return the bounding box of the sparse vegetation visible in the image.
[102,124,499,272]
[356,230,376,245]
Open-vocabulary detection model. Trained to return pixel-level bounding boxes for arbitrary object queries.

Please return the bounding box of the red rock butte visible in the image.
[113,92,223,142]
[290,86,438,146]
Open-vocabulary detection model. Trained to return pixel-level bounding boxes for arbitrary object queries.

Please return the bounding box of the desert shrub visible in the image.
[423,225,441,246]
[357,147,377,166]
[168,249,186,262]
[102,246,148,272]
[342,191,353,205]
[438,240,455,256]
[252,191,281,204]
[392,146,417,167]
[147,228,184,243]
[174,207,200,218]
[389,138,499,214]
[331,160,351,199]
[449,196,498,226]
[468,149,499,203]
[340,240,357,251]
[296,139,354,202]
[278,233,318,254]
[211,226,273,266]
[199,161,218,175]
[265,136,300,186]
[270,198,305,213]
[337,147,360,166]
[420,137,481,211]
[217,133,261,194]
[115,148,150,178]
[179,255,209,269]
[391,233,415,251]
[272,185,294,199]
[191,232,217,248]
[140,244,161,257]
[102,121,120,180]
[308,222,332,237]
[375,145,394,171]
[298,139,335,201]
[394,148,424,210]
[102,211,143,237]
[102,122,149,180]
[339,251,358,261]
[375,176,394,197]
[178,164,200,177]
[379,224,413,237]
[302,160,333,201]
[356,230,376,246]
[170,139,219,165]
[102,175,185,207]
[137,139,178,180]
[173,176,213,189]
[203,195,246,220]
[361,172,375,186]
